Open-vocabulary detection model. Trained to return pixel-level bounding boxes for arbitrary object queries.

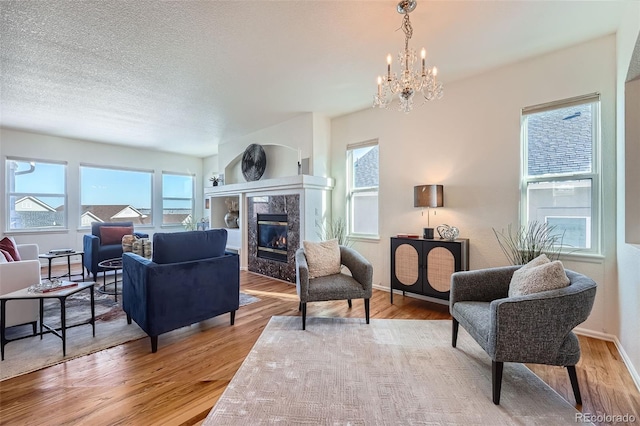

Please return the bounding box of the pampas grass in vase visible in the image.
[493,221,566,265]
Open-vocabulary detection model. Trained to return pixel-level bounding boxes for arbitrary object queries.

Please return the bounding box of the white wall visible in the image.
[217,113,314,184]
[312,113,331,177]
[331,35,617,336]
[616,1,640,388]
[0,128,204,257]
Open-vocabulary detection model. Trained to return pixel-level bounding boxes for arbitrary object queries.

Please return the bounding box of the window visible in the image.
[162,172,194,226]
[346,141,379,237]
[521,93,600,252]
[80,165,153,226]
[6,158,67,231]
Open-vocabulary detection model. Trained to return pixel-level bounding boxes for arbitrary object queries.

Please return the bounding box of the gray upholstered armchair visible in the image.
[450,266,597,405]
[295,245,373,330]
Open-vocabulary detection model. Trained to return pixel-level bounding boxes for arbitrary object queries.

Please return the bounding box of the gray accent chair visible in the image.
[295,245,373,330]
[450,266,597,405]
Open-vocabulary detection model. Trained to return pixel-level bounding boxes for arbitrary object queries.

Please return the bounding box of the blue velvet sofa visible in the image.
[122,229,240,353]
[83,221,148,280]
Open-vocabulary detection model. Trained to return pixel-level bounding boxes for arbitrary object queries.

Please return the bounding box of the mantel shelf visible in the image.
[204,175,334,197]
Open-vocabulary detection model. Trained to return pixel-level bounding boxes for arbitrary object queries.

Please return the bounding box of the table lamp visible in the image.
[414,184,444,239]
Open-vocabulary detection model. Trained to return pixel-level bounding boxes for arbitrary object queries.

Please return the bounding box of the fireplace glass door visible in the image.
[257,214,288,262]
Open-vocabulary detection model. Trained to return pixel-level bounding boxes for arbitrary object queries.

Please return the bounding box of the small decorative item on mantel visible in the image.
[210,175,220,187]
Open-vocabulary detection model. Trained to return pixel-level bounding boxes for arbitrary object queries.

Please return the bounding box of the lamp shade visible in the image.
[414,185,444,208]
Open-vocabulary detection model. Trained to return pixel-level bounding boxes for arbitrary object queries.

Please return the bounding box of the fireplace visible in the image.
[257,213,288,263]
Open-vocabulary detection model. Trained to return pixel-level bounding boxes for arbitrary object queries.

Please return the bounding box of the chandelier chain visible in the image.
[402,14,413,52]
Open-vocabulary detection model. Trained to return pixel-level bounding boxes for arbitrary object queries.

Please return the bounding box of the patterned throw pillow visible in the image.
[509,254,570,297]
[122,234,137,253]
[303,239,341,279]
[0,237,21,261]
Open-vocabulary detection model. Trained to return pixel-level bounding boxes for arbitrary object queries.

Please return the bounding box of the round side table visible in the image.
[97,258,122,301]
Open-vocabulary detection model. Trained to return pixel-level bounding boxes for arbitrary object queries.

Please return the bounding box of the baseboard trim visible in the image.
[573,328,640,394]
[615,338,640,393]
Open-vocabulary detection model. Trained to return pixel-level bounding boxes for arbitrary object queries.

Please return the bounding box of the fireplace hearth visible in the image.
[257,213,288,263]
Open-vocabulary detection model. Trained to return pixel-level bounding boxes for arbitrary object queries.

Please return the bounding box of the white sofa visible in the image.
[0,244,40,329]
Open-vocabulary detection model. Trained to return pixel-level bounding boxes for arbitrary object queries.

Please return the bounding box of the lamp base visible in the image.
[423,228,434,239]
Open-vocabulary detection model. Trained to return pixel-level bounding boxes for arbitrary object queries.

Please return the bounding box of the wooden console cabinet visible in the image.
[390,237,469,302]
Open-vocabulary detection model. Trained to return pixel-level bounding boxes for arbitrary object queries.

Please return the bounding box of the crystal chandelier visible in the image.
[373,0,443,113]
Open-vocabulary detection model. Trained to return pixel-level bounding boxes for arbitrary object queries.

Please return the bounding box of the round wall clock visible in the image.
[241,144,267,181]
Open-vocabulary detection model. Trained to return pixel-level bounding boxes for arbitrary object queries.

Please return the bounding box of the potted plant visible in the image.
[493,221,566,265]
[317,217,352,247]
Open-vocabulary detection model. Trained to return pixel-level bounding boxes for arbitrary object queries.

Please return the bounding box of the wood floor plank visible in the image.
[0,269,638,425]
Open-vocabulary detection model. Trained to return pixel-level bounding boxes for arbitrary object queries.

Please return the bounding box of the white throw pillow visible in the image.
[303,239,341,279]
[509,254,570,297]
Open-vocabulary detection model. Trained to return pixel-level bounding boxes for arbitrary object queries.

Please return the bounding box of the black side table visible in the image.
[38,251,85,281]
[97,258,122,301]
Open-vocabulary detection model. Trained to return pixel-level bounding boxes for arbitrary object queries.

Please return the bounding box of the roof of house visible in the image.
[527,104,592,176]
[14,196,56,212]
[81,205,149,224]
[354,146,379,188]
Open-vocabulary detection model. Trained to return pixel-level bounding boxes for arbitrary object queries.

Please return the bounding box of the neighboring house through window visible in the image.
[80,165,153,226]
[346,140,379,237]
[6,158,67,231]
[521,93,600,252]
[162,172,194,226]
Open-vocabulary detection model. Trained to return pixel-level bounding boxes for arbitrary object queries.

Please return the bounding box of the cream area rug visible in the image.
[1,291,260,381]
[205,317,587,425]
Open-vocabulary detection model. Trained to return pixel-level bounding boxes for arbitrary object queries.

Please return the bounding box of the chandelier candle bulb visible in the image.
[421,48,426,73]
[377,76,382,96]
[387,54,392,78]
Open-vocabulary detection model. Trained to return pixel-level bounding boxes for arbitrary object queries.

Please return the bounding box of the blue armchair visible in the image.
[83,222,148,280]
[122,229,240,353]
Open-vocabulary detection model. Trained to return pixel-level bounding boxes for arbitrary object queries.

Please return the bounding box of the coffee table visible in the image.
[98,258,122,302]
[0,281,96,360]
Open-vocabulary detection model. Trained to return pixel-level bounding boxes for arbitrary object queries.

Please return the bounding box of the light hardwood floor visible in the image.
[0,268,638,425]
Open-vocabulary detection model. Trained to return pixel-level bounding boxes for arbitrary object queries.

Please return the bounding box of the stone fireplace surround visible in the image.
[204,175,334,283]
[247,194,300,282]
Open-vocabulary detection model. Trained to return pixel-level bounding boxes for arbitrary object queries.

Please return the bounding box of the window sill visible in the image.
[558,251,605,264]
[6,229,69,235]
[161,224,187,229]
[348,235,380,243]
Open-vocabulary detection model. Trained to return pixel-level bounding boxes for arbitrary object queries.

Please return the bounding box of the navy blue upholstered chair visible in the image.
[122,229,240,353]
[83,222,148,280]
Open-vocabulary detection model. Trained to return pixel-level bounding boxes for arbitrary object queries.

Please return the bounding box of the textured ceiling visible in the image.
[0,1,631,157]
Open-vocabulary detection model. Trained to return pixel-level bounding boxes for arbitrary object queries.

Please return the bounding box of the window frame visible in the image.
[346,139,380,239]
[79,163,154,228]
[520,93,601,254]
[6,156,68,232]
[161,171,195,227]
